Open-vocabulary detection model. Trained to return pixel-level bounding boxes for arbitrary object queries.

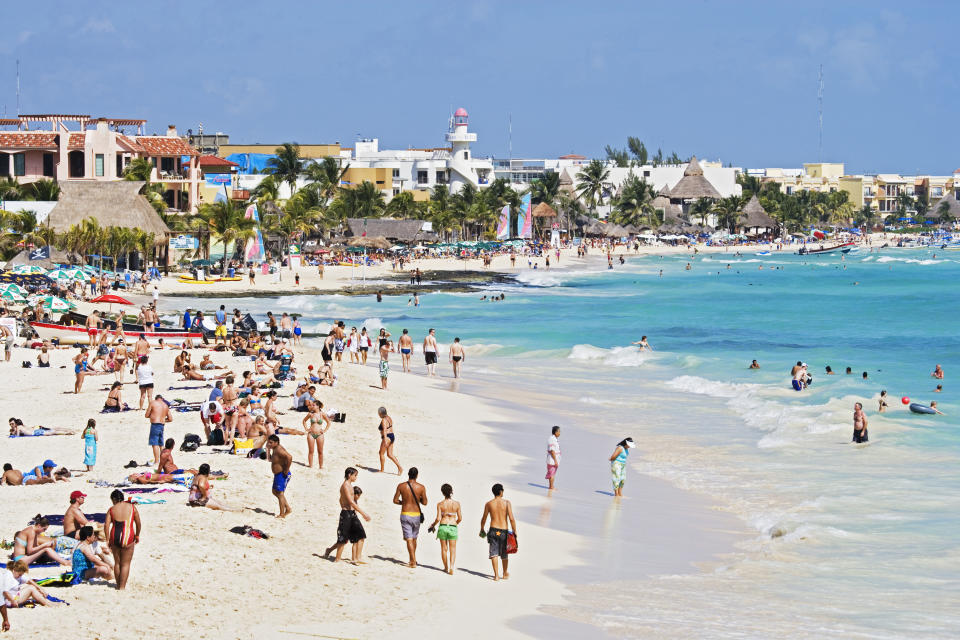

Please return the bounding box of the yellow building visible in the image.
[760,163,844,195]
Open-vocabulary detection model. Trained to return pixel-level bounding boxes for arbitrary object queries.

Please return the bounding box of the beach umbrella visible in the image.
[0,289,27,304]
[10,264,48,275]
[0,282,28,296]
[47,268,85,282]
[90,293,133,312]
[28,294,76,312]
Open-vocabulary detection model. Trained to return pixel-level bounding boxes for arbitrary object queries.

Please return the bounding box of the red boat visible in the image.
[30,321,201,346]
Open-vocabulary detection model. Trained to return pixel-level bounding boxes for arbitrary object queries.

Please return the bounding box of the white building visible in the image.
[347,107,494,196]
[492,154,589,186]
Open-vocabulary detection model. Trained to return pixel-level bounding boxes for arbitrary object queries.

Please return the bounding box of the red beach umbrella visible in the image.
[90,293,134,312]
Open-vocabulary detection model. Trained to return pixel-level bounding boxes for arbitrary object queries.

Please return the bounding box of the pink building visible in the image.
[0,114,200,212]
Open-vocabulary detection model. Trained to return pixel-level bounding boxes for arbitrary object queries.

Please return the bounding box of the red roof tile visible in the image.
[558,154,586,159]
[0,132,57,149]
[68,133,86,150]
[198,154,238,167]
[134,136,199,156]
[117,135,144,153]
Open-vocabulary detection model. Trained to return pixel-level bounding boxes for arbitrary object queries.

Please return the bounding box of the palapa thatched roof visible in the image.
[7,246,82,270]
[46,181,171,237]
[651,195,683,221]
[668,156,722,200]
[622,224,639,234]
[604,224,628,237]
[345,218,438,243]
[929,194,960,220]
[739,195,777,230]
[347,235,392,250]
[532,202,558,218]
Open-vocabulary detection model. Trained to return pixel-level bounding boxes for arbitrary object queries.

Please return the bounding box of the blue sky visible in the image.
[1,1,955,174]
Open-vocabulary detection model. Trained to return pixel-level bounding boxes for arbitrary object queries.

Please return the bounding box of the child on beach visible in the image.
[81,419,98,471]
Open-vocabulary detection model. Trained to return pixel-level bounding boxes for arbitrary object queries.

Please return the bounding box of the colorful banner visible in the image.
[518,193,532,239]
[496,204,510,240]
[244,204,266,263]
[168,234,199,250]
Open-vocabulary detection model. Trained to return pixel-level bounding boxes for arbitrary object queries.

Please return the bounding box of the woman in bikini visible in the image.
[303,401,330,469]
[189,464,238,511]
[113,339,126,383]
[73,348,90,394]
[377,406,402,475]
[11,518,70,566]
[427,483,462,575]
[263,390,281,430]
[103,381,126,412]
[104,489,140,590]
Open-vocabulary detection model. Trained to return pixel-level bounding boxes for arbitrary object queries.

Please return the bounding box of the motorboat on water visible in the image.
[797,242,856,255]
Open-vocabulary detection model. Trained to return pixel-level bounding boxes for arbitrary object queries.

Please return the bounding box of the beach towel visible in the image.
[40,513,107,526]
[100,407,134,413]
[167,384,212,390]
[34,573,76,587]
[20,594,69,606]
[128,497,166,504]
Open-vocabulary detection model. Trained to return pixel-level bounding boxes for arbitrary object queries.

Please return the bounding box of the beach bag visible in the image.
[180,433,201,451]
[506,532,518,555]
[207,427,224,446]
[232,438,256,456]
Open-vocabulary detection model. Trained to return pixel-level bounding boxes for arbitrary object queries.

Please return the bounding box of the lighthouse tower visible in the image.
[445,107,479,192]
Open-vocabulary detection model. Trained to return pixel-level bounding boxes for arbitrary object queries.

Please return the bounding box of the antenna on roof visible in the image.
[509,114,512,162]
[817,64,823,163]
[16,58,21,116]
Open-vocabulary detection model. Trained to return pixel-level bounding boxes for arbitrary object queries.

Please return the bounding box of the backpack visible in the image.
[180,433,202,451]
[207,427,225,446]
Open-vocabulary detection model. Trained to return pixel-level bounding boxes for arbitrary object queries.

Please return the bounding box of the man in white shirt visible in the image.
[136,355,155,410]
[546,426,561,490]
[201,399,224,440]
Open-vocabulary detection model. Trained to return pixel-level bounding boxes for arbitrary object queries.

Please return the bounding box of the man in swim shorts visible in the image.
[145,394,172,466]
[449,337,465,378]
[393,467,427,568]
[479,483,517,581]
[398,329,413,373]
[324,467,371,563]
[423,328,438,376]
[266,434,292,518]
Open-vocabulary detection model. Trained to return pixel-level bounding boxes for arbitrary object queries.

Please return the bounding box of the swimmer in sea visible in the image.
[935,384,942,393]
[932,364,944,380]
[631,336,652,351]
[825,366,835,375]
[749,359,760,369]
[929,401,944,415]
[878,390,888,413]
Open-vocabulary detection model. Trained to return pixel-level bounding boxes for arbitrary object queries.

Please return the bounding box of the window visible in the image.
[116,155,123,177]
[392,168,399,178]
[0,154,8,176]
[95,154,105,177]
[13,153,25,176]
[436,171,447,184]
[393,188,400,196]
[643,170,650,177]
[785,186,793,195]
[463,150,469,160]
[932,187,943,197]
[417,170,428,185]
[43,153,55,177]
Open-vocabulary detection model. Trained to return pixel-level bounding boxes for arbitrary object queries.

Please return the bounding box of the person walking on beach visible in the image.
[145,393,172,466]
[0,321,13,363]
[449,337,465,378]
[379,341,390,390]
[266,434,293,518]
[136,354,154,409]
[393,467,428,568]
[324,467,371,563]
[852,402,868,443]
[377,406,402,474]
[546,426,561,490]
[105,489,140,590]
[609,437,636,497]
[398,329,413,373]
[423,328,439,376]
[428,483,462,575]
[479,484,517,581]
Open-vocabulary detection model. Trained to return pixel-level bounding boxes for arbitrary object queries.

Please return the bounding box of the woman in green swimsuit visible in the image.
[302,401,330,469]
[427,483,462,575]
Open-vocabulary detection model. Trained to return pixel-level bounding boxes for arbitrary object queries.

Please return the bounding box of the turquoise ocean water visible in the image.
[178,247,958,637]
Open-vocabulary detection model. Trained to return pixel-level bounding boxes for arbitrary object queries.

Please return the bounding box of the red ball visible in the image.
[901,396,910,405]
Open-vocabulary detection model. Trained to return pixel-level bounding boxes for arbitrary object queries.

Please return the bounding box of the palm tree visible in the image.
[689,198,714,227]
[0,177,23,200]
[575,160,610,215]
[123,158,166,214]
[937,200,954,225]
[202,200,256,264]
[23,179,60,201]
[386,191,417,218]
[710,197,741,233]
[352,181,386,219]
[530,172,561,210]
[304,157,349,203]
[611,174,656,226]
[267,143,304,195]
[451,183,479,240]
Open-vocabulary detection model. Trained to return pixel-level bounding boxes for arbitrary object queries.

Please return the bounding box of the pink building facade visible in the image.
[0,115,201,213]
